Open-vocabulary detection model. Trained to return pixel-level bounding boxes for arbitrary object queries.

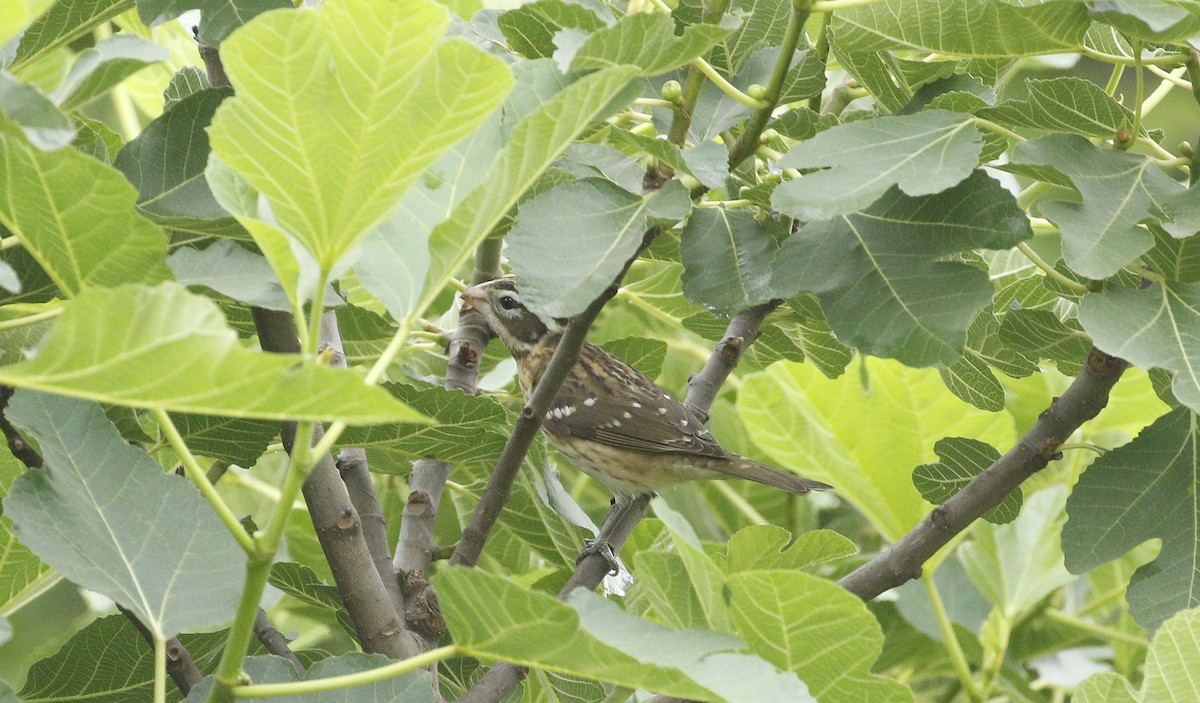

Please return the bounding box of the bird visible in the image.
[459,278,832,507]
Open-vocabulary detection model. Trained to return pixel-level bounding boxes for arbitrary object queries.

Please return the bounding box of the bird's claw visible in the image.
[578,538,620,576]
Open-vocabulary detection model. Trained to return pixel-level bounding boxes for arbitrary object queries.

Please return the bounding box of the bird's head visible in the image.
[460,278,563,355]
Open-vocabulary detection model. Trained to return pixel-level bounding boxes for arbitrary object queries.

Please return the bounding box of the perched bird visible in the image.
[460,278,831,505]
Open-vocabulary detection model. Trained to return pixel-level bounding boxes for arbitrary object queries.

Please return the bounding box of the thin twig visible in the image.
[838,349,1128,599]
[253,609,306,675]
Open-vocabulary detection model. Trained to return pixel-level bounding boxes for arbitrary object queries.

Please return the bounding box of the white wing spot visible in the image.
[622,411,632,419]
[632,402,642,408]
[657,407,668,415]
[583,398,597,407]
[680,420,689,427]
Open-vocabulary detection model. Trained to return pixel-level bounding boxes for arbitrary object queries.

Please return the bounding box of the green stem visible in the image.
[1016,242,1089,295]
[1081,46,1189,67]
[155,635,166,703]
[1015,181,1052,210]
[692,57,768,108]
[0,307,62,331]
[1121,40,1145,150]
[1042,609,1146,647]
[233,645,459,698]
[808,12,832,113]
[1104,64,1125,95]
[259,421,315,552]
[0,236,21,250]
[973,117,1025,144]
[713,481,768,525]
[153,409,257,554]
[728,2,810,168]
[206,557,273,703]
[924,578,983,702]
[303,272,330,358]
[1142,66,1186,117]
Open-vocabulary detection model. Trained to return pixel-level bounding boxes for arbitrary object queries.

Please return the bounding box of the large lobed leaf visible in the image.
[1,391,245,639]
[773,171,1031,367]
[0,283,426,423]
[570,12,733,77]
[209,0,512,269]
[0,116,170,295]
[1062,408,1200,633]
[1075,605,1200,702]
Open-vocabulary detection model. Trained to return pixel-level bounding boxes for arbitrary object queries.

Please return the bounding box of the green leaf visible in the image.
[1080,283,1200,412]
[913,437,1021,524]
[600,336,668,379]
[0,0,54,47]
[977,77,1135,139]
[830,0,1090,58]
[1008,134,1188,279]
[508,178,686,318]
[184,653,436,702]
[11,0,135,71]
[0,283,427,423]
[628,551,707,630]
[168,412,277,467]
[708,0,791,73]
[1089,0,1200,42]
[51,34,166,110]
[772,110,981,221]
[0,446,50,614]
[1,391,245,638]
[496,0,607,59]
[0,72,74,150]
[727,571,914,703]
[959,486,1072,618]
[723,525,856,573]
[1062,408,1199,632]
[738,357,1015,541]
[163,66,210,110]
[1075,606,1200,703]
[19,614,231,703]
[570,12,732,76]
[268,561,354,635]
[168,240,293,311]
[680,208,782,316]
[940,310,1037,412]
[772,171,1031,367]
[137,0,290,46]
[115,87,242,237]
[0,117,170,295]
[209,0,512,269]
[653,498,732,631]
[998,308,1091,375]
[420,65,640,324]
[433,567,816,703]
[1144,224,1200,283]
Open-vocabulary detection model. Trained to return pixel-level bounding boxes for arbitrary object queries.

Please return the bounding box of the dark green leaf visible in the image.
[12,0,135,70]
[773,171,1031,367]
[772,111,982,221]
[497,0,607,59]
[998,308,1090,375]
[913,437,1020,524]
[2,391,245,638]
[1063,408,1199,632]
[681,208,782,315]
[571,12,732,76]
[978,77,1136,139]
[941,310,1037,411]
[1089,0,1200,42]
[163,66,210,110]
[168,412,277,466]
[52,34,167,110]
[0,72,73,150]
[137,0,291,46]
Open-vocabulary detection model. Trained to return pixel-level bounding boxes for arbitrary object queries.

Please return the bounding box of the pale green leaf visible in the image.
[738,357,1015,541]
[1009,134,1188,279]
[571,12,732,76]
[959,486,1072,618]
[2,391,245,638]
[11,0,134,71]
[772,110,981,221]
[419,65,640,324]
[433,567,816,703]
[913,437,1021,524]
[1075,606,1200,702]
[0,0,54,47]
[1080,283,1200,412]
[0,116,170,294]
[1090,0,1200,42]
[728,571,914,703]
[0,445,50,614]
[653,498,731,631]
[52,34,166,110]
[724,525,855,573]
[831,0,1090,58]
[0,72,73,150]
[773,171,1031,367]
[0,283,427,423]
[209,0,512,269]
[508,178,686,318]
[1062,408,1199,632]
[628,551,707,630]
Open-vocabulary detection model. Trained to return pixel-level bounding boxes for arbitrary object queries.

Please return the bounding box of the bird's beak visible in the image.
[460,284,487,313]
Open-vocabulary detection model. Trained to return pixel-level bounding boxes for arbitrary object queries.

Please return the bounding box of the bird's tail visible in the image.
[725,458,832,495]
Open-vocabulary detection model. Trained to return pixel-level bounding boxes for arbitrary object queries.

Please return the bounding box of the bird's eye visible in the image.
[498,294,520,311]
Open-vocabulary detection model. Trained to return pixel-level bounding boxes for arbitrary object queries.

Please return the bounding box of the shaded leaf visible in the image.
[681,208,782,316]
[0,446,50,614]
[773,171,1031,367]
[497,0,607,59]
[168,412,277,467]
[978,77,1136,139]
[0,72,73,150]
[168,240,293,311]
[52,33,166,110]
[772,110,981,221]
[11,0,134,70]
[998,308,1090,375]
[2,391,245,638]
[163,66,209,110]
[0,283,426,423]
[571,12,732,76]
[137,0,289,46]
[1063,408,1199,633]
[913,437,1020,524]
[1089,0,1200,42]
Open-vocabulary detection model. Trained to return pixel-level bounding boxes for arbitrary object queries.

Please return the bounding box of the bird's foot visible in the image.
[577,538,620,576]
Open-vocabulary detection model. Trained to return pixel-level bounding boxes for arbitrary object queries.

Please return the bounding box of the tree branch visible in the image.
[683,301,779,422]
[253,308,421,659]
[449,227,661,568]
[837,349,1128,600]
[253,610,306,675]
